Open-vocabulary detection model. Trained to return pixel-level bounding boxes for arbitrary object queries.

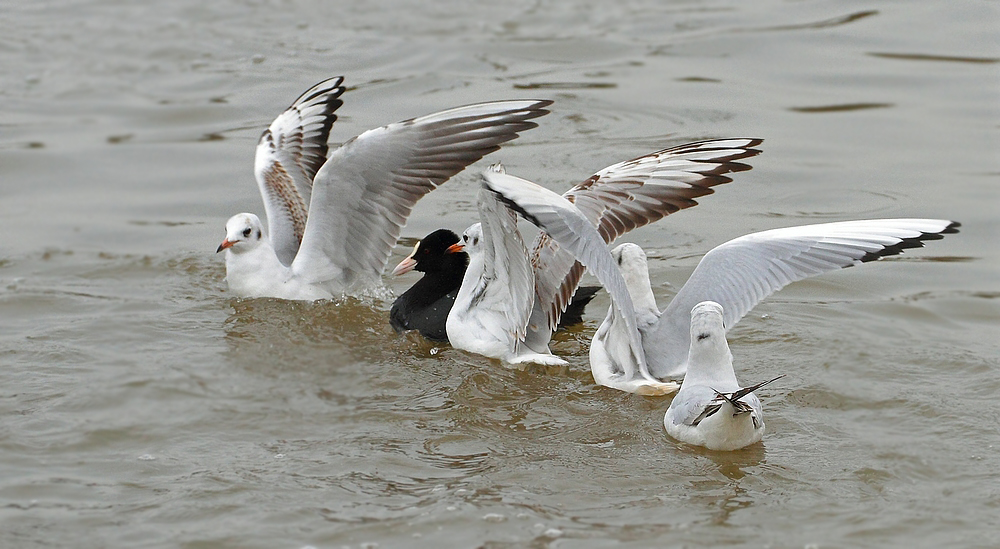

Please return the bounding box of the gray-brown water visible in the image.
[2,1,999,547]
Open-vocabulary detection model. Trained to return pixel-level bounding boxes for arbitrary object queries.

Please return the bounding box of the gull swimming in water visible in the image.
[462,166,678,394]
[445,167,566,365]
[663,300,784,451]
[597,218,960,391]
[216,76,552,299]
[390,138,763,343]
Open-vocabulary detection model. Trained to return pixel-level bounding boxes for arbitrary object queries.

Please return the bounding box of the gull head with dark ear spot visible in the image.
[218,213,265,253]
[610,243,658,317]
[688,301,731,365]
[612,243,649,274]
[461,223,484,255]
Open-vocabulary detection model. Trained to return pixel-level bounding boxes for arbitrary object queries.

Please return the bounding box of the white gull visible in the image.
[599,218,960,391]
[664,301,784,450]
[400,138,763,354]
[216,76,551,300]
[446,166,564,365]
[466,166,678,394]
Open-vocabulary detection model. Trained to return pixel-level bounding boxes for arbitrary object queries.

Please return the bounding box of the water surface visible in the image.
[2,1,998,547]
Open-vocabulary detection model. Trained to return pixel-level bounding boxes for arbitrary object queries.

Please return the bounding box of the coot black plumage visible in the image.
[390,229,468,341]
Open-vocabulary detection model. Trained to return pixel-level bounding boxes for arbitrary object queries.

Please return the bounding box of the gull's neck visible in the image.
[621,259,660,328]
[684,346,739,391]
[682,314,739,390]
[453,251,486,310]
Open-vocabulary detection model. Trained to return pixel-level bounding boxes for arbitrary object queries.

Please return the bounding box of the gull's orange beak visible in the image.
[216,239,234,253]
[446,243,464,254]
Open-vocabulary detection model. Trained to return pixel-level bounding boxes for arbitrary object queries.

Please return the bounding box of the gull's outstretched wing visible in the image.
[290,99,552,293]
[254,77,346,266]
[647,218,961,378]
[525,138,763,351]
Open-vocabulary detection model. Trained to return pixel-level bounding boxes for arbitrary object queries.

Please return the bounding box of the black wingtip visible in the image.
[295,76,347,106]
[484,183,544,230]
[859,221,961,263]
[729,374,786,402]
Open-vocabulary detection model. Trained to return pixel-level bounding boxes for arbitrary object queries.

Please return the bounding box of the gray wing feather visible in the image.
[525,138,763,351]
[669,385,722,427]
[475,180,536,345]
[290,100,552,292]
[254,77,345,266]
[482,169,651,377]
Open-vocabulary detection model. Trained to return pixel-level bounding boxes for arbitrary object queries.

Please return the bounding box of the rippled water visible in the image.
[2,1,999,547]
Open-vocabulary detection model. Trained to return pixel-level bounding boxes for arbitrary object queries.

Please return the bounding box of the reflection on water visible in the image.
[868,51,1000,64]
[513,82,619,89]
[789,102,894,113]
[754,9,880,32]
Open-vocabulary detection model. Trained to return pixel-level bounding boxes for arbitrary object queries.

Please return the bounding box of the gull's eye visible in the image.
[242,227,252,237]
[463,234,469,243]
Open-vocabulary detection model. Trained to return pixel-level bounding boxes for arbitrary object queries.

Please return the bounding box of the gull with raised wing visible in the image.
[476,167,679,394]
[216,76,552,300]
[390,138,763,342]
[445,166,565,365]
[602,218,960,389]
[664,301,784,451]
[389,227,599,341]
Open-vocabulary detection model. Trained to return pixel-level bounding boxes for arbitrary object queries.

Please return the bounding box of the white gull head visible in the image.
[217,213,267,255]
[459,223,485,258]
